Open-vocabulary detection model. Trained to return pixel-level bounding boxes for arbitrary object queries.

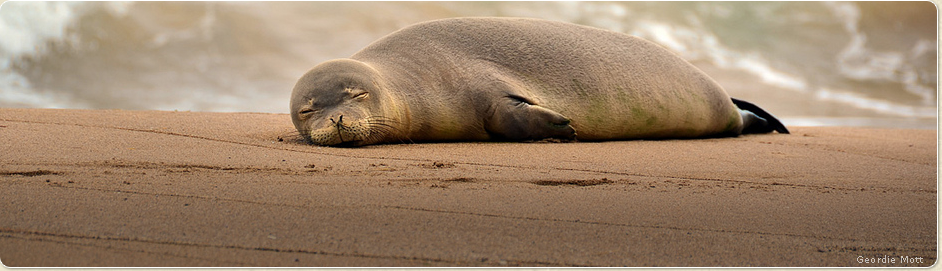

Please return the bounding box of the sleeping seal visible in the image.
[290,17,788,147]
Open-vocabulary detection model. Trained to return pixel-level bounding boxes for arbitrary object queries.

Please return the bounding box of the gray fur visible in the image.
[290,17,785,146]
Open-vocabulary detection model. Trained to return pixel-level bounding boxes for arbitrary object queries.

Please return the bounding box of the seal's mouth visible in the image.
[303,114,401,147]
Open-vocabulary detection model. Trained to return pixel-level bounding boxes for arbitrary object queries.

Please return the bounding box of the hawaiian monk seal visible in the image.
[290,17,788,147]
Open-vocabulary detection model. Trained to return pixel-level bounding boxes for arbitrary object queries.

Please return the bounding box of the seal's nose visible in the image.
[329,115,344,125]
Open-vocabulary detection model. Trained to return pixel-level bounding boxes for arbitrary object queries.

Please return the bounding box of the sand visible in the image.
[0,108,936,267]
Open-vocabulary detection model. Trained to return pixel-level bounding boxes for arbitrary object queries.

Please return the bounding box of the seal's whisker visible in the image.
[365,117,403,131]
[363,116,415,144]
[358,116,408,145]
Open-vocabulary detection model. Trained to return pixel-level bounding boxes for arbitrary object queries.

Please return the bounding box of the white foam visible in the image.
[0,2,136,108]
[837,35,906,82]
[827,2,936,106]
[0,1,934,120]
[0,1,83,108]
[0,2,77,83]
[631,7,933,119]
[637,22,689,54]
[824,2,860,33]
[816,87,937,118]
[0,71,84,109]
[733,55,809,92]
[0,1,83,56]
[904,39,937,105]
[632,20,810,94]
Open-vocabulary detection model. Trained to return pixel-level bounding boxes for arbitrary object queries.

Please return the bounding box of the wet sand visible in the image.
[0,108,936,267]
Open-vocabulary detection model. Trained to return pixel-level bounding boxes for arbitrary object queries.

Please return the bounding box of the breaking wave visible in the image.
[0,1,936,127]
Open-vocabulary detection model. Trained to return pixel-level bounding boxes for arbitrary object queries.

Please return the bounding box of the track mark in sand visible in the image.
[46,183,929,246]
[418,161,457,169]
[0,228,583,267]
[1,232,253,266]
[49,185,314,210]
[80,160,305,174]
[753,138,934,166]
[5,118,935,180]
[15,118,923,192]
[443,177,475,183]
[817,245,937,254]
[531,178,614,186]
[8,161,323,177]
[2,119,526,169]
[0,170,61,177]
[372,204,888,244]
[0,118,367,160]
[551,167,936,194]
[12,158,932,194]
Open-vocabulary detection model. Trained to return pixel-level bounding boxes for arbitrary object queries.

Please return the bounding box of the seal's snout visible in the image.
[307,114,375,147]
[329,115,344,125]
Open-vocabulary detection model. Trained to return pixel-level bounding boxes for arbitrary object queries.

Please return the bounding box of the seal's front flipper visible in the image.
[485,95,577,141]
[731,98,789,134]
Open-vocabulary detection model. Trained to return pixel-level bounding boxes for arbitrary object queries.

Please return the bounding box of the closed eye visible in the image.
[507,94,535,106]
[352,92,369,99]
[299,108,316,115]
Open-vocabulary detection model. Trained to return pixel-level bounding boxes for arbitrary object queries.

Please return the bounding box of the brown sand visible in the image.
[0,108,936,267]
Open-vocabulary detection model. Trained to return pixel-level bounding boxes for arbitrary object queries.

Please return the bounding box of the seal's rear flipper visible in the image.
[731,98,789,134]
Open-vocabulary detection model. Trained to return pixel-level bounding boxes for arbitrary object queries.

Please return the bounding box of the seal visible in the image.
[290,17,788,147]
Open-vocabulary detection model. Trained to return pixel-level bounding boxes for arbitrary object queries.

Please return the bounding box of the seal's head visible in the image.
[290,59,406,147]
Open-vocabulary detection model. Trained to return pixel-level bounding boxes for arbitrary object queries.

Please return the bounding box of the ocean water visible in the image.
[0,1,937,129]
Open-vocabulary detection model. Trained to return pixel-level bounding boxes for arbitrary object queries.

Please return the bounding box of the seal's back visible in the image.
[354,18,755,140]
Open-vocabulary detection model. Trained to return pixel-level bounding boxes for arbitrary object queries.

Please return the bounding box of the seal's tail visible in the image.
[731,98,789,134]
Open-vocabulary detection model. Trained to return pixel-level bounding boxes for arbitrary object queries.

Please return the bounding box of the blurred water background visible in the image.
[0,1,936,129]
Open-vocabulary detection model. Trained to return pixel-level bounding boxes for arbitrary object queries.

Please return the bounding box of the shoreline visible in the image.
[0,108,936,267]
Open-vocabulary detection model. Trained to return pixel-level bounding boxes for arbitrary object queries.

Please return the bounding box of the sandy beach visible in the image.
[0,108,935,267]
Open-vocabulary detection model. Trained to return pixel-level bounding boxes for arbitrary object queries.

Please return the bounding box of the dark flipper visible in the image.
[731,98,789,134]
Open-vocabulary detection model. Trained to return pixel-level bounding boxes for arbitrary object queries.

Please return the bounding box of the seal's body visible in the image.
[291,17,788,147]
